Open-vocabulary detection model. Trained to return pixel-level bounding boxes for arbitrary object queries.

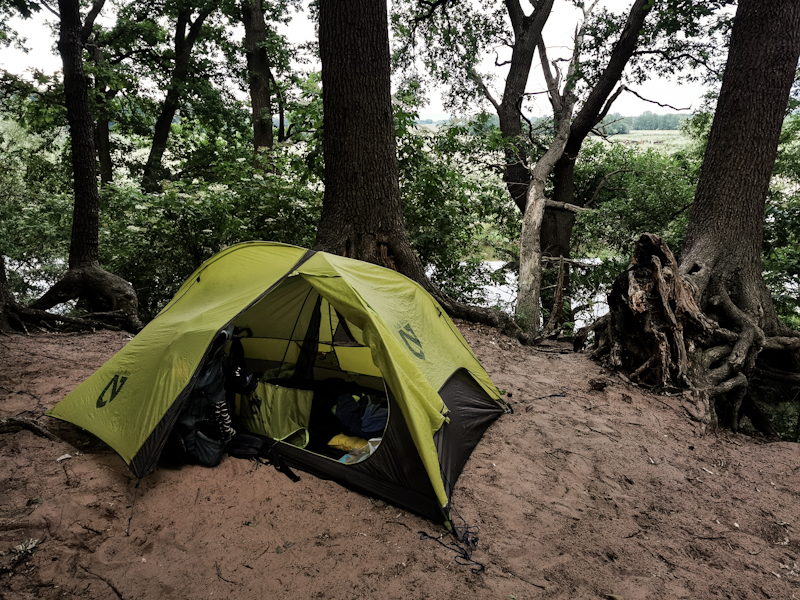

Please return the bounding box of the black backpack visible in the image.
[169,329,241,467]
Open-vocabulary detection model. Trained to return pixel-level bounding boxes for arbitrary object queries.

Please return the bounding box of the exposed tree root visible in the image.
[434,292,529,343]
[29,265,142,333]
[579,233,798,436]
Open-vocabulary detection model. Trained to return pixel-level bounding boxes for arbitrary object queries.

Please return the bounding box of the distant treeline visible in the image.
[600,111,689,134]
[417,111,690,134]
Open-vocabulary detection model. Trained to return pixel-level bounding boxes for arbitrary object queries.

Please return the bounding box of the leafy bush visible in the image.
[0,121,72,303]
[395,105,518,305]
[99,150,322,321]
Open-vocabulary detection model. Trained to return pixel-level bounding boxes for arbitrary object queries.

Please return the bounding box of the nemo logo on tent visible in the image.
[398,323,425,360]
[96,375,129,408]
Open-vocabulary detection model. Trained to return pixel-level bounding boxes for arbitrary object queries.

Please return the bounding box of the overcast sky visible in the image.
[0,0,714,120]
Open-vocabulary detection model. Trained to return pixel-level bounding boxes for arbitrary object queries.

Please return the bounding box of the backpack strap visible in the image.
[226,432,300,483]
[268,445,301,483]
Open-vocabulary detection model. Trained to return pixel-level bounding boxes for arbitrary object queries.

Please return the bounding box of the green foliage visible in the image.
[391,0,512,114]
[568,140,698,323]
[596,112,629,135]
[0,120,72,303]
[747,376,800,442]
[99,149,322,321]
[583,0,732,90]
[573,140,697,255]
[762,115,800,329]
[394,84,518,305]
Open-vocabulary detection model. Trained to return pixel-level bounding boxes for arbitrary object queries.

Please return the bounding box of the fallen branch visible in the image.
[78,565,125,600]
[0,417,61,442]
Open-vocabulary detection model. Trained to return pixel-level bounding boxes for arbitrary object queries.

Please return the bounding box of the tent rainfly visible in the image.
[49,242,507,525]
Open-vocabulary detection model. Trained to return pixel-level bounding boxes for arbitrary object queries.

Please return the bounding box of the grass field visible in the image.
[608,129,692,153]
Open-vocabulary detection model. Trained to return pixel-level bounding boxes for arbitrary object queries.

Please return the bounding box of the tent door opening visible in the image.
[229,278,389,464]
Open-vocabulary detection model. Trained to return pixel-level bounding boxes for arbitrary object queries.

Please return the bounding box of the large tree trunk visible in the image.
[315,0,523,338]
[27,0,142,332]
[241,0,274,161]
[141,6,212,192]
[590,0,800,434]
[314,0,418,271]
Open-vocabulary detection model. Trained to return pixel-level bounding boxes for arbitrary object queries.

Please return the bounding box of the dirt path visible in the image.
[2,325,799,599]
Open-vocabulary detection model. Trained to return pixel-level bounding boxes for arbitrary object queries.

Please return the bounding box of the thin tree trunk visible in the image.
[0,255,17,333]
[87,43,115,185]
[58,0,101,270]
[241,0,274,160]
[275,76,286,142]
[141,7,212,192]
[96,119,113,184]
[516,112,574,335]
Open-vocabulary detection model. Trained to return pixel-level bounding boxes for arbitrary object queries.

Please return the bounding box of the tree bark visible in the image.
[679,0,800,335]
[315,0,524,339]
[315,0,411,267]
[95,118,113,184]
[516,91,576,336]
[82,2,114,185]
[488,0,554,212]
[59,0,101,271]
[141,6,212,192]
[26,0,143,332]
[591,0,800,433]
[0,255,19,333]
[241,0,274,161]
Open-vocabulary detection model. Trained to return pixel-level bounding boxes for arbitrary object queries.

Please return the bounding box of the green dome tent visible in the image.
[48,242,506,525]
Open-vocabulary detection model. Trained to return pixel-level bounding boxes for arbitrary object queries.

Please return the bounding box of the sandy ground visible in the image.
[2,323,800,600]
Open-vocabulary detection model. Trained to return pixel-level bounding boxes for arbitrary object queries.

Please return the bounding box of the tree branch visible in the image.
[80,0,106,46]
[585,168,634,208]
[504,0,525,36]
[545,199,589,212]
[39,0,60,18]
[413,0,454,23]
[0,417,61,442]
[623,86,693,111]
[537,39,561,113]
[596,85,626,124]
[467,68,500,112]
